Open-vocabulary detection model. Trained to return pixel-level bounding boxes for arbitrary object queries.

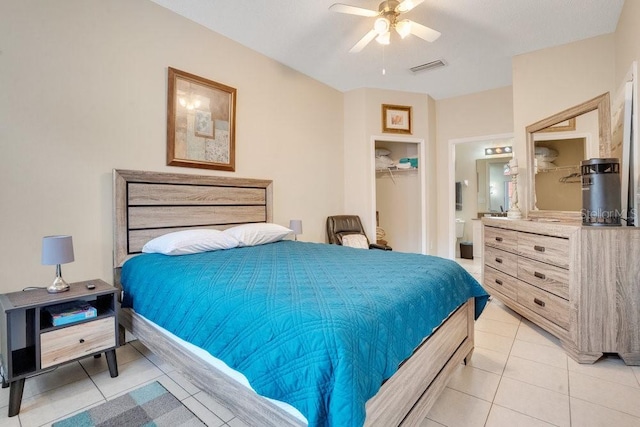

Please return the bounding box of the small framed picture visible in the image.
[194,110,215,139]
[382,104,412,134]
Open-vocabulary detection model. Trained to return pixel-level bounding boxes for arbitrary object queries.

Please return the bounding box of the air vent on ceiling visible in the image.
[410,59,447,73]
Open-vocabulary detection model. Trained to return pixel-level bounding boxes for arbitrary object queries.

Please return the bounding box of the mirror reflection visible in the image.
[526,93,611,217]
[533,137,585,211]
[476,158,512,215]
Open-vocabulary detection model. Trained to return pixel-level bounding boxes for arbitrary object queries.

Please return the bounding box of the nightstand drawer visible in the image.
[517,232,570,268]
[484,226,518,253]
[41,317,115,369]
[517,256,569,300]
[484,245,518,277]
[517,283,569,330]
[484,266,518,301]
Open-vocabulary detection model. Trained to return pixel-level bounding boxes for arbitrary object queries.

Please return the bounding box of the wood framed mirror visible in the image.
[526,93,611,220]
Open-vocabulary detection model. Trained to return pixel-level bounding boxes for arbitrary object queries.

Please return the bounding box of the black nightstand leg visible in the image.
[105,349,118,378]
[8,378,25,417]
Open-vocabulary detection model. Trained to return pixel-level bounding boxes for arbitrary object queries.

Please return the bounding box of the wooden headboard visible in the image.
[113,169,273,268]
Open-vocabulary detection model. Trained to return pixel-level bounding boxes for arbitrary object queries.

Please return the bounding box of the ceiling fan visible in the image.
[330,0,441,53]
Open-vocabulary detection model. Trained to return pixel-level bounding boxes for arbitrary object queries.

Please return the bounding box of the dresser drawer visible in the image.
[484,245,518,277]
[484,226,518,253]
[517,283,569,330]
[41,317,115,369]
[484,266,518,301]
[517,256,569,300]
[517,232,570,268]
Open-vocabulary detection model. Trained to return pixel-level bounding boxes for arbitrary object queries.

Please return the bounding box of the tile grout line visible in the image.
[569,395,640,421]
[483,312,521,426]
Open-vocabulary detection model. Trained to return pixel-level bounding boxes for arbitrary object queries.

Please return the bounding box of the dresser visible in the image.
[482,218,640,365]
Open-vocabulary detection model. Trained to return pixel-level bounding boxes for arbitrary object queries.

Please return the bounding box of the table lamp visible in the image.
[41,235,74,293]
[289,220,302,241]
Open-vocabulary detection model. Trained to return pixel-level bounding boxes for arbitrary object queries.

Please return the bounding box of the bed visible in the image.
[113,169,488,426]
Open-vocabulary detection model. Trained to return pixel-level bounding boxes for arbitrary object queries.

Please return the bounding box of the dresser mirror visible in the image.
[526,93,611,220]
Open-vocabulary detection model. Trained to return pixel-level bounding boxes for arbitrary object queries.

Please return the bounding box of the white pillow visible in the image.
[341,234,369,249]
[142,229,239,255]
[223,223,292,247]
[375,148,391,156]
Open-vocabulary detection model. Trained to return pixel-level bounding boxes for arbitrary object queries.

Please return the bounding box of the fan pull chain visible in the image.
[382,45,386,75]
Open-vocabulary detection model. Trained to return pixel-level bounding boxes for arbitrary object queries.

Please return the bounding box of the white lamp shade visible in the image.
[289,220,303,235]
[42,235,74,265]
[376,31,391,45]
[395,20,412,39]
[374,17,390,35]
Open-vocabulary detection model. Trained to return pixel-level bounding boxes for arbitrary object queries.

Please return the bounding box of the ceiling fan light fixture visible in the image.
[376,31,391,45]
[374,17,390,35]
[395,19,412,38]
[331,0,438,53]
[396,0,413,13]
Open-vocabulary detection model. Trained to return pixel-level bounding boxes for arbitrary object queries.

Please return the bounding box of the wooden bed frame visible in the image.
[113,169,476,426]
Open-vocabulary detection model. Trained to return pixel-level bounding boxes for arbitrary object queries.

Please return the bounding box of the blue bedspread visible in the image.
[121,241,488,426]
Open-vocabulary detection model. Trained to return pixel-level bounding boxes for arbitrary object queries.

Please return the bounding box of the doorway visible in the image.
[447,133,514,259]
[370,136,426,254]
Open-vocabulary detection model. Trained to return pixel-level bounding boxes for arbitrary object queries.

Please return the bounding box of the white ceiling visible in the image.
[150,0,624,100]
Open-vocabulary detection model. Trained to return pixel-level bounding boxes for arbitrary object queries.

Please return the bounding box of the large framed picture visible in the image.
[382,104,412,134]
[167,67,236,171]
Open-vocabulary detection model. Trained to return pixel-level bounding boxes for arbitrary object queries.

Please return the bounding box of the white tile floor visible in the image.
[1,256,639,426]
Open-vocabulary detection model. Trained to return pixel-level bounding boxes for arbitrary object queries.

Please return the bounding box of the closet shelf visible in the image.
[376,167,418,184]
[376,167,418,173]
[537,164,579,173]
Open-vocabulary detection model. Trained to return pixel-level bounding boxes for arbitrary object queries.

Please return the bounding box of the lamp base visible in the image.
[507,207,522,219]
[47,276,70,294]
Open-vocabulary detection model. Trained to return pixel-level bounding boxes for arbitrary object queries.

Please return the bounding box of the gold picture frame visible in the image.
[167,67,236,171]
[382,104,412,134]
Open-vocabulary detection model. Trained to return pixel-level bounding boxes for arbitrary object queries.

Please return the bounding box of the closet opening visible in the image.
[371,137,426,254]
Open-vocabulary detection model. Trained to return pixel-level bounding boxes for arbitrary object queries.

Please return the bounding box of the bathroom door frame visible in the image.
[447,133,514,259]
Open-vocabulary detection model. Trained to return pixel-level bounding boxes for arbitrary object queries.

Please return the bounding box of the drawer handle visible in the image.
[495,257,503,264]
[79,339,85,344]
[495,279,503,286]
[533,298,546,307]
[534,245,545,252]
[534,271,546,280]
[495,237,503,242]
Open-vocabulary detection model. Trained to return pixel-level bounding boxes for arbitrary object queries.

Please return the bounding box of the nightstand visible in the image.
[0,279,119,416]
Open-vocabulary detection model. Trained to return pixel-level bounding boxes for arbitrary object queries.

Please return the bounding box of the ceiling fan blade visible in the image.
[349,29,378,53]
[329,3,379,17]
[396,0,425,13]
[408,20,441,42]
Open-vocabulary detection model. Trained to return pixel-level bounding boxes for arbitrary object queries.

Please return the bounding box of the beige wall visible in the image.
[435,86,514,256]
[512,34,616,214]
[343,88,435,253]
[615,0,640,86]
[0,0,344,292]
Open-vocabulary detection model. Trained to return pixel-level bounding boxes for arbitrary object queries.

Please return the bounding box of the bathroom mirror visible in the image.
[476,157,512,216]
[526,92,611,220]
